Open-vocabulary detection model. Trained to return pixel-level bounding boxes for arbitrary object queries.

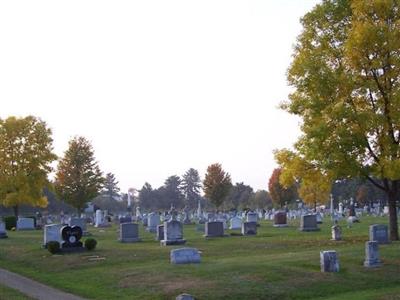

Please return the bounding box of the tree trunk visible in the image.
[387,189,399,241]
[13,205,19,219]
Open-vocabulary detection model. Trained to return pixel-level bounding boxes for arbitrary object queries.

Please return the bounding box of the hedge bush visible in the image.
[3,216,16,230]
[85,238,97,251]
[47,241,60,254]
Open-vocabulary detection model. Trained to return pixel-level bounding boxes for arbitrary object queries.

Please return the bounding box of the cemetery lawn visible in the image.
[0,284,33,300]
[1,217,400,300]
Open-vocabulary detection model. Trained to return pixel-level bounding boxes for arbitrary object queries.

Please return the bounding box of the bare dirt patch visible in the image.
[119,272,215,294]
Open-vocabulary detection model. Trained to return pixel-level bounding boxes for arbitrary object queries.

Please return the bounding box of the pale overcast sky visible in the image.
[0,0,320,193]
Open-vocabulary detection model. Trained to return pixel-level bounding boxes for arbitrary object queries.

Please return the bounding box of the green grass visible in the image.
[0,284,33,300]
[0,217,399,299]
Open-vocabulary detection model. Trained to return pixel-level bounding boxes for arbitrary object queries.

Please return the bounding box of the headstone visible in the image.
[299,215,320,231]
[369,224,390,244]
[364,241,381,268]
[95,210,103,227]
[16,217,35,230]
[0,221,8,238]
[383,206,389,215]
[320,250,339,272]
[331,223,342,241]
[147,213,160,233]
[316,212,323,224]
[43,224,63,247]
[142,217,148,227]
[273,211,288,227]
[246,212,258,223]
[119,216,132,224]
[242,222,257,235]
[156,224,164,241]
[160,220,186,246]
[176,294,195,300]
[69,218,87,233]
[60,225,84,251]
[119,223,141,243]
[170,248,201,264]
[229,216,242,230]
[204,221,224,238]
[338,203,343,214]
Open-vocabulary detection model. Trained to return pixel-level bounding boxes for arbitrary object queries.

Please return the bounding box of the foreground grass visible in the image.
[0,284,33,300]
[0,216,399,299]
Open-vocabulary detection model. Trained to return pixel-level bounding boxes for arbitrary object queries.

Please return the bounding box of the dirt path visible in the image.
[0,268,87,300]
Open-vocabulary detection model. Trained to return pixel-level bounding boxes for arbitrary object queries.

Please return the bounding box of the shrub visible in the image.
[47,241,60,254]
[85,238,97,251]
[3,216,16,230]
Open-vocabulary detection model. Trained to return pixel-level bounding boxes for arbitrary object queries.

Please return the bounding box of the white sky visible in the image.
[0,0,320,193]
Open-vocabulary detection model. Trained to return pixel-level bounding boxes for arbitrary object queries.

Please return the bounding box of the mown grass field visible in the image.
[0,216,399,300]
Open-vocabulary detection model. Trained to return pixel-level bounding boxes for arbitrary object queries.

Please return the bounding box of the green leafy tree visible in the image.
[250,190,273,210]
[203,163,232,210]
[226,182,254,210]
[103,172,120,202]
[138,182,154,211]
[268,168,297,208]
[181,168,202,209]
[55,136,104,214]
[279,0,400,239]
[0,116,57,217]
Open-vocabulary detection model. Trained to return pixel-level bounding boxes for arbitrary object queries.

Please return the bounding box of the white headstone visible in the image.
[44,224,63,246]
[229,216,242,230]
[17,217,35,230]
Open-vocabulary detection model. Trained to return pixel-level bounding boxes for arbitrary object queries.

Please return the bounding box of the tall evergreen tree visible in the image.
[103,172,120,201]
[181,168,202,209]
[55,136,104,213]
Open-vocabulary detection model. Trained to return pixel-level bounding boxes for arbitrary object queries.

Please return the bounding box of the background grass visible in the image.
[0,216,399,299]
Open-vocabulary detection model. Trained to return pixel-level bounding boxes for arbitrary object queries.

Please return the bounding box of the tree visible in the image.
[161,175,184,209]
[138,182,154,211]
[181,168,202,209]
[226,182,254,210]
[275,150,332,208]
[0,116,57,217]
[103,173,120,201]
[250,190,272,210]
[54,137,104,214]
[279,0,400,239]
[203,163,232,210]
[268,168,297,208]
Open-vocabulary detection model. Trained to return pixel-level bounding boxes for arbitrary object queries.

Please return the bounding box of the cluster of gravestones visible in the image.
[321,224,389,272]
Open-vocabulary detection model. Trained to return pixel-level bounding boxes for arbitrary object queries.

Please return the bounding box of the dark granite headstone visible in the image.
[320,250,339,272]
[273,211,288,227]
[119,222,141,243]
[300,215,320,231]
[242,222,257,235]
[204,221,224,238]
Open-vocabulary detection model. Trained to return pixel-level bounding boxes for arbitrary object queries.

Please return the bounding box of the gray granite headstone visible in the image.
[204,221,224,238]
[160,220,186,246]
[364,241,381,268]
[147,213,160,233]
[300,215,320,231]
[229,216,242,230]
[119,223,141,243]
[331,225,342,241]
[0,221,8,238]
[43,224,63,247]
[170,248,201,264]
[369,224,390,244]
[176,294,194,300]
[242,222,257,235]
[17,217,35,230]
[320,250,339,272]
